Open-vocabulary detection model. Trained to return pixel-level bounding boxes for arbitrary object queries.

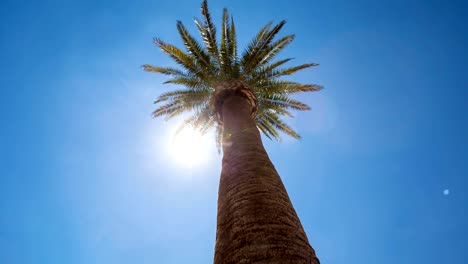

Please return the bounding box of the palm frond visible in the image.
[263,58,295,72]
[152,100,185,119]
[196,0,220,64]
[163,76,211,91]
[239,22,272,72]
[261,110,300,139]
[241,20,287,74]
[254,80,322,94]
[153,38,206,79]
[192,103,215,134]
[142,65,186,77]
[277,63,319,76]
[174,103,213,135]
[153,88,211,121]
[256,118,280,140]
[256,34,295,68]
[247,61,316,84]
[260,94,311,111]
[257,100,295,118]
[176,21,214,74]
[154,89,210,104]
[220,8,232,75]
[229,16,239,77]
[175,115,198,135]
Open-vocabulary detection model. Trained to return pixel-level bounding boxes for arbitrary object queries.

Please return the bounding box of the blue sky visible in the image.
[1,0,467,263]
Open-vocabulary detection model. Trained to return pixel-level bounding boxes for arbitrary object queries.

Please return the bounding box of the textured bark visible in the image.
[214,94,320,264]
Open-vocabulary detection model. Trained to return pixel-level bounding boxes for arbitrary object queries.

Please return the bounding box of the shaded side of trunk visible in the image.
[214,94,320,264]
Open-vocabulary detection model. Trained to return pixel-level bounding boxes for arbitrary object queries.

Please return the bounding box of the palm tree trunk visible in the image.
[214,94,320,263]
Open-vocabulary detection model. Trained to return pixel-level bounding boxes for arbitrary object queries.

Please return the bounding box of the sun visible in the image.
[166,126,212,167]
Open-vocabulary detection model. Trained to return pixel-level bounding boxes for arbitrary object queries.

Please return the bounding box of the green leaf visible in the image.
[220,8,232,76]
[141,65,186,77]
[241,20,287,74]
[153,38,205,79]
[176,21,213,74]
[197,0,220,64]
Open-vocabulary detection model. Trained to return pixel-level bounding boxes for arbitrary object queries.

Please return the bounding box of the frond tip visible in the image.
[143,0,322,147]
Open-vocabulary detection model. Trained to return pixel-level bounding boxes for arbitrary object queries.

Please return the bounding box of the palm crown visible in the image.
[143,0,322,148]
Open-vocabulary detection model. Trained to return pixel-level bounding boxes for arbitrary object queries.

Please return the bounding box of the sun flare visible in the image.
[166,126,211,167]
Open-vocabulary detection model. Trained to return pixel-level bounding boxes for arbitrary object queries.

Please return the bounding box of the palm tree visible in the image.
[143,1,322,263]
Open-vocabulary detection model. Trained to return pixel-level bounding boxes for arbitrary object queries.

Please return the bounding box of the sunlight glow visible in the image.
[166,126,212,167]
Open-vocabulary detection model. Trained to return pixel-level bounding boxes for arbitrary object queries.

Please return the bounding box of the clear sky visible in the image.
[1,0,467,263]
